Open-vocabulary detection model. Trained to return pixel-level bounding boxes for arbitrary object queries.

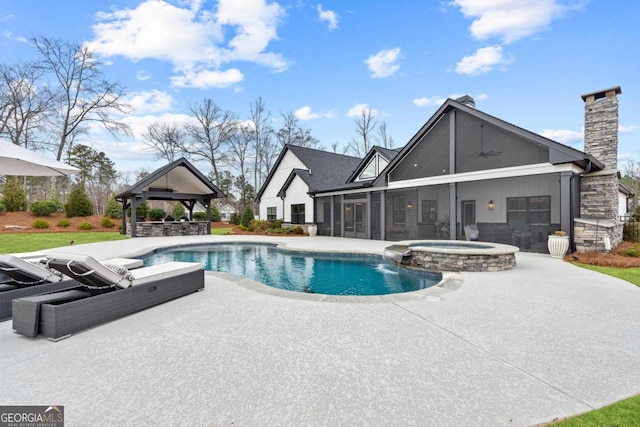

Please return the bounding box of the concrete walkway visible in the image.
[1,235,639,426]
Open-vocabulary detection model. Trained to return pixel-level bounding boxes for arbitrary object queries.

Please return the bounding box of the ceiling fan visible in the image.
[477,125,502,158]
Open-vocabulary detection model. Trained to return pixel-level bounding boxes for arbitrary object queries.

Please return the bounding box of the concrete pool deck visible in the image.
[1,235,639,426]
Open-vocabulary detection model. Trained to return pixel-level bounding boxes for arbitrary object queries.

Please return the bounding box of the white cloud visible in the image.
[413,96,448,107]
[122,112,193,141]
[136,70,152,81]
[170,67,244,89]
[365,48,401,78]
[317,4,338,30]
[451,0,583,44]
[295,106,321,121]
[413,92,488,107]
[540,129,583,145]
[294,106,334,121]
[3,30,27,43]
[347,103,379,118]
[455,45,513,75]
[86,0,287,89]
[126,90,174,115]
[620,124,640,133]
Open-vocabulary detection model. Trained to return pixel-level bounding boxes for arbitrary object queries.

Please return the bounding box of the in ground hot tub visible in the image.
[383,240,519,272]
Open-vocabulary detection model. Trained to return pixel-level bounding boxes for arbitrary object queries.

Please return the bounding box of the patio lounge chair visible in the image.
[12,252,204,341]
[0,255,77,321]
[0,255,143,321]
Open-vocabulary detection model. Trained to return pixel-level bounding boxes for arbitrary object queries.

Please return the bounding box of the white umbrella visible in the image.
[0,142,80,176]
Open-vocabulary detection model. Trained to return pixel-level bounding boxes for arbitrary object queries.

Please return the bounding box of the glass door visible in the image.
[355,202,367,238]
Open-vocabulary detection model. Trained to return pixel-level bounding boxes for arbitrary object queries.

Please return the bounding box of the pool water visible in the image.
[142,244,441,296]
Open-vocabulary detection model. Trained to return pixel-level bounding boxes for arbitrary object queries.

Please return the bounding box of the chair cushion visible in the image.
[0,254,63,283]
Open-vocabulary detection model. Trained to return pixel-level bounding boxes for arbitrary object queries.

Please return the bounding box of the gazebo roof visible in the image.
[116,157,223,200]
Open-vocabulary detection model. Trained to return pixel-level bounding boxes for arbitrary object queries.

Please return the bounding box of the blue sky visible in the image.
[1,0,638,177]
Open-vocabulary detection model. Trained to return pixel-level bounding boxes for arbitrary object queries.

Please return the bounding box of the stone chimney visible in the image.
[574,86,623,252]
[455,95,475,108]
[581,86,621,170]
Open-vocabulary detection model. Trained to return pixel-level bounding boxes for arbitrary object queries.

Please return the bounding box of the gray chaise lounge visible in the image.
[0,255,78,321]
[12,252,204,341]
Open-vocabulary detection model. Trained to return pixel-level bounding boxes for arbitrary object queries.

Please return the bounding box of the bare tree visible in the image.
[32,37,131,160]
[185,98,235,186]
[227,123,253,179]
[346,107,377,157]
[275,111,320,148]
[247,97,273,191]
[142,122,186,163]
[374,121,394,149]
[622,160,640,214]
[0,61,55,149]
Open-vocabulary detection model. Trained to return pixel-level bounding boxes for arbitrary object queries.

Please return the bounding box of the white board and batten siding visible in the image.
[258,149,313,222]
[282,175,314,223]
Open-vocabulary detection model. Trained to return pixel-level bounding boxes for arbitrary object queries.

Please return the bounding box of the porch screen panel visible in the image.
[316,196,331,235]
[389,115,450,181]
[333,195,341,236]
[455,111,549,173]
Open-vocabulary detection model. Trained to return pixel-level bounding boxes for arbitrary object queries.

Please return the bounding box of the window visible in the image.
[267,207,276,221]
[291,204,305,224]
[421,200,437,224]
[507,196,550,228]
[393,196,406,225]
[358,154,390,181]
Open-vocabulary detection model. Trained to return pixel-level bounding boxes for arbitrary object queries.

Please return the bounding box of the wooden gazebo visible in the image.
[115,158,224,237]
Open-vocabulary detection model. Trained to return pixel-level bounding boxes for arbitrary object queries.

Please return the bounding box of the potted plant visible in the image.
[548,230,569,258]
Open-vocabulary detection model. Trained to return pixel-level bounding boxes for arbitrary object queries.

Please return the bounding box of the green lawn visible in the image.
[552,393,640,426]
[0,232,128,254]
[0,227,234,254]
[575,263,640,287]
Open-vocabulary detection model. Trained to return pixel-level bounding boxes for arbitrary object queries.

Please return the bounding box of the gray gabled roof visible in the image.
[116,157,223,200]
[374,98,603,187]
[256,144,361,200]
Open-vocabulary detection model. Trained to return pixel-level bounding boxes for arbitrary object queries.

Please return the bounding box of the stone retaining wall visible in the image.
[409,252,516,272]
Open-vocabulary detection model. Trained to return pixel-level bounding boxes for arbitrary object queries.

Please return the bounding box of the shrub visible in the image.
[101,217,115,228]
[1,176,27,211]
[57,219,71,228]
[148,208,166,221]
[126,200,149,219]
[249,219,271,233]
[0,202,5,214]
[193,211,207,221]
[30,201,58,216]
[211,205,221,222]
[172,203,185,219]
[241,206,255,228]
[292,226,304,235]
[105,197,121,219]
[77,222,93,230]
[65,184,93,217]
[229,212,240,225]
[32,219,49,229]
[272,219,283,229]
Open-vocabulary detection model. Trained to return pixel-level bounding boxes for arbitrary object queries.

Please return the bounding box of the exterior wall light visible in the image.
[488,200,495,210]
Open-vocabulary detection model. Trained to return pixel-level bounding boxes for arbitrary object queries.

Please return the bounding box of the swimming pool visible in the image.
[141,243,442,296]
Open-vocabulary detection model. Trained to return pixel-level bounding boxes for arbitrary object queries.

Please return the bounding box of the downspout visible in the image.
[569,159,593,252]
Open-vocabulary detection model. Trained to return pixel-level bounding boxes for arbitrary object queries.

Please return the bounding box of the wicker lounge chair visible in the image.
[12,252,204,341]
[0,255,143,321]
[0,255,78,321]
